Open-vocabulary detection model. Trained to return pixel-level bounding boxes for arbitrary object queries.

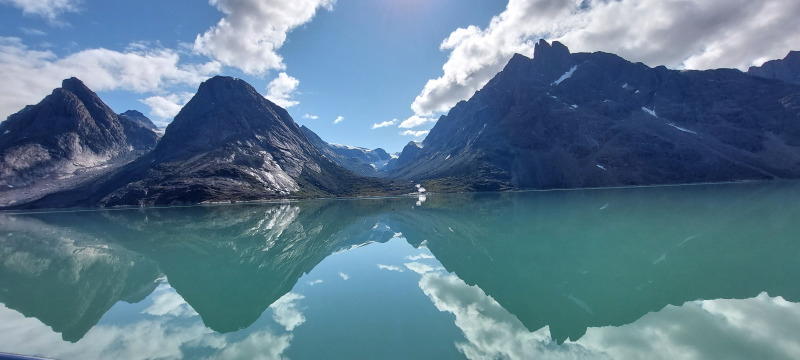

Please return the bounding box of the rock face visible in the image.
[0,78,159,206]
[390,40,800,191]
[748,51,800,85]
[119,110,159,130]
[19,76,408,208]
[301,125,392,177]
[384,141,422,173]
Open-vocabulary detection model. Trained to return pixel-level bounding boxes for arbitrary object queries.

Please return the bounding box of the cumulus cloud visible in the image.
[194,0,335,75]
[0,37,219,121]
[265,72,300,108]
[0,0,79,21]
[372,119,397,129]
[339,272,350,280]
[333,115,344,124]
[303,114,319,119]
[270,292,306,332]
[398,115,435,129]
[400,130,430,137]
[140,92,194,125]
[412,0,800,117]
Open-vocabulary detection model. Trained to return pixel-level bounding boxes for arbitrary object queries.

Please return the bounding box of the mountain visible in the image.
[119,110,160,131]
[389,40,800,191]
[748,51,800,85]
[16,76,410,208]
[301,125,393,177]
[0,78,159,206]
[383,141,422,173]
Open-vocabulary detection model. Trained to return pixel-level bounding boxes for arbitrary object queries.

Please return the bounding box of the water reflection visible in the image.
[0,181,799,358]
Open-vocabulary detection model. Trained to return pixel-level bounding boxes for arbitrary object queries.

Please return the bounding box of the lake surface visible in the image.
[1,182,800,359]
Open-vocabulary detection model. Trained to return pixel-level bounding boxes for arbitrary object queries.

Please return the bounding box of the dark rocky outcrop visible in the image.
[748,51,800,85]
[390,40,800,191]
[301,125,392,177]
[0,78,159,206]
[118,110,159,131]
[15,76,410,208]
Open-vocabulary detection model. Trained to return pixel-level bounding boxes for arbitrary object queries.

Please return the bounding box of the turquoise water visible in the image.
[1,182,800,359]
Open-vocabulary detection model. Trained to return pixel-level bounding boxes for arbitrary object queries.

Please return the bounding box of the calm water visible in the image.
[1,182,800,359]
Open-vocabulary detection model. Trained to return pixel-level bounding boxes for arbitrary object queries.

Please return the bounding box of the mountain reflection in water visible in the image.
[1,181,799,359]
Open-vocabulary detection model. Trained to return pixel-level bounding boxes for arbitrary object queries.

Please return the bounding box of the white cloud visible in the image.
[339,272,349,280]
[418,271,596,359]
[0,37,219,121]
[140,92,194,125]
[377,264,404,272]
[307,279,323,286]
[214,331,292,360]
[20,27,46,36]
[0,0,79,21]
[406,253,435,261]
[194,0,335,75]
[372,119,397,129]
[269,292,306,332]
[412,0,800,117]
[404,262,436,275]
[143,285,198,318]
[398,115,435,129]
[400,130,430,137]
[303,114,319,119]
[333,115,344,124]
[265,72,300,108]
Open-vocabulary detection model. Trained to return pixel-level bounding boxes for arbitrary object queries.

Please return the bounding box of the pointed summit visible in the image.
[155,76,296,159]
[0,78,158,206]
[533,39,571,67]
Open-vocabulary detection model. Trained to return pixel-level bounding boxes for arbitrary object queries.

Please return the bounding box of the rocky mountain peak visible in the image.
[747,50,800,85]
[533,39,571,66]
[119,110,159,131]
[156,76,295,158]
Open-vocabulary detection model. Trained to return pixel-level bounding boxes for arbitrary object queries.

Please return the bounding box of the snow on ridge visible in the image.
[330,143,368,151]
[642,107,657,118]
[666,122,698,135]
[552,65,578,86]
[596,164,607,171]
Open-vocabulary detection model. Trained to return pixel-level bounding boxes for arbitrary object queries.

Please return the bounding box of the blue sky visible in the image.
[1,0,799,152]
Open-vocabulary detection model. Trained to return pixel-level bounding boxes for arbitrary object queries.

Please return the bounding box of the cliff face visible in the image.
[0,78,158,206]
[390,40,800,191]
[748,51,800,86]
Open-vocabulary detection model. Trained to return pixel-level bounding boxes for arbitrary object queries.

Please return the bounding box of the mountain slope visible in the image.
[17,76,410,208]
[390,40,800,191]
[301,125,392,177]
[748,51,800,85]
[0,78,159,206]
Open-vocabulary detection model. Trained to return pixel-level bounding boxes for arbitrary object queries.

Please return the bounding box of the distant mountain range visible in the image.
[11,76,409,209]
[2,41,800,209]
[390,40,800,191]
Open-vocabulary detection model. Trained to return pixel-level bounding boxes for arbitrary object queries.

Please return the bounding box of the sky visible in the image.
[1,0,799,152]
